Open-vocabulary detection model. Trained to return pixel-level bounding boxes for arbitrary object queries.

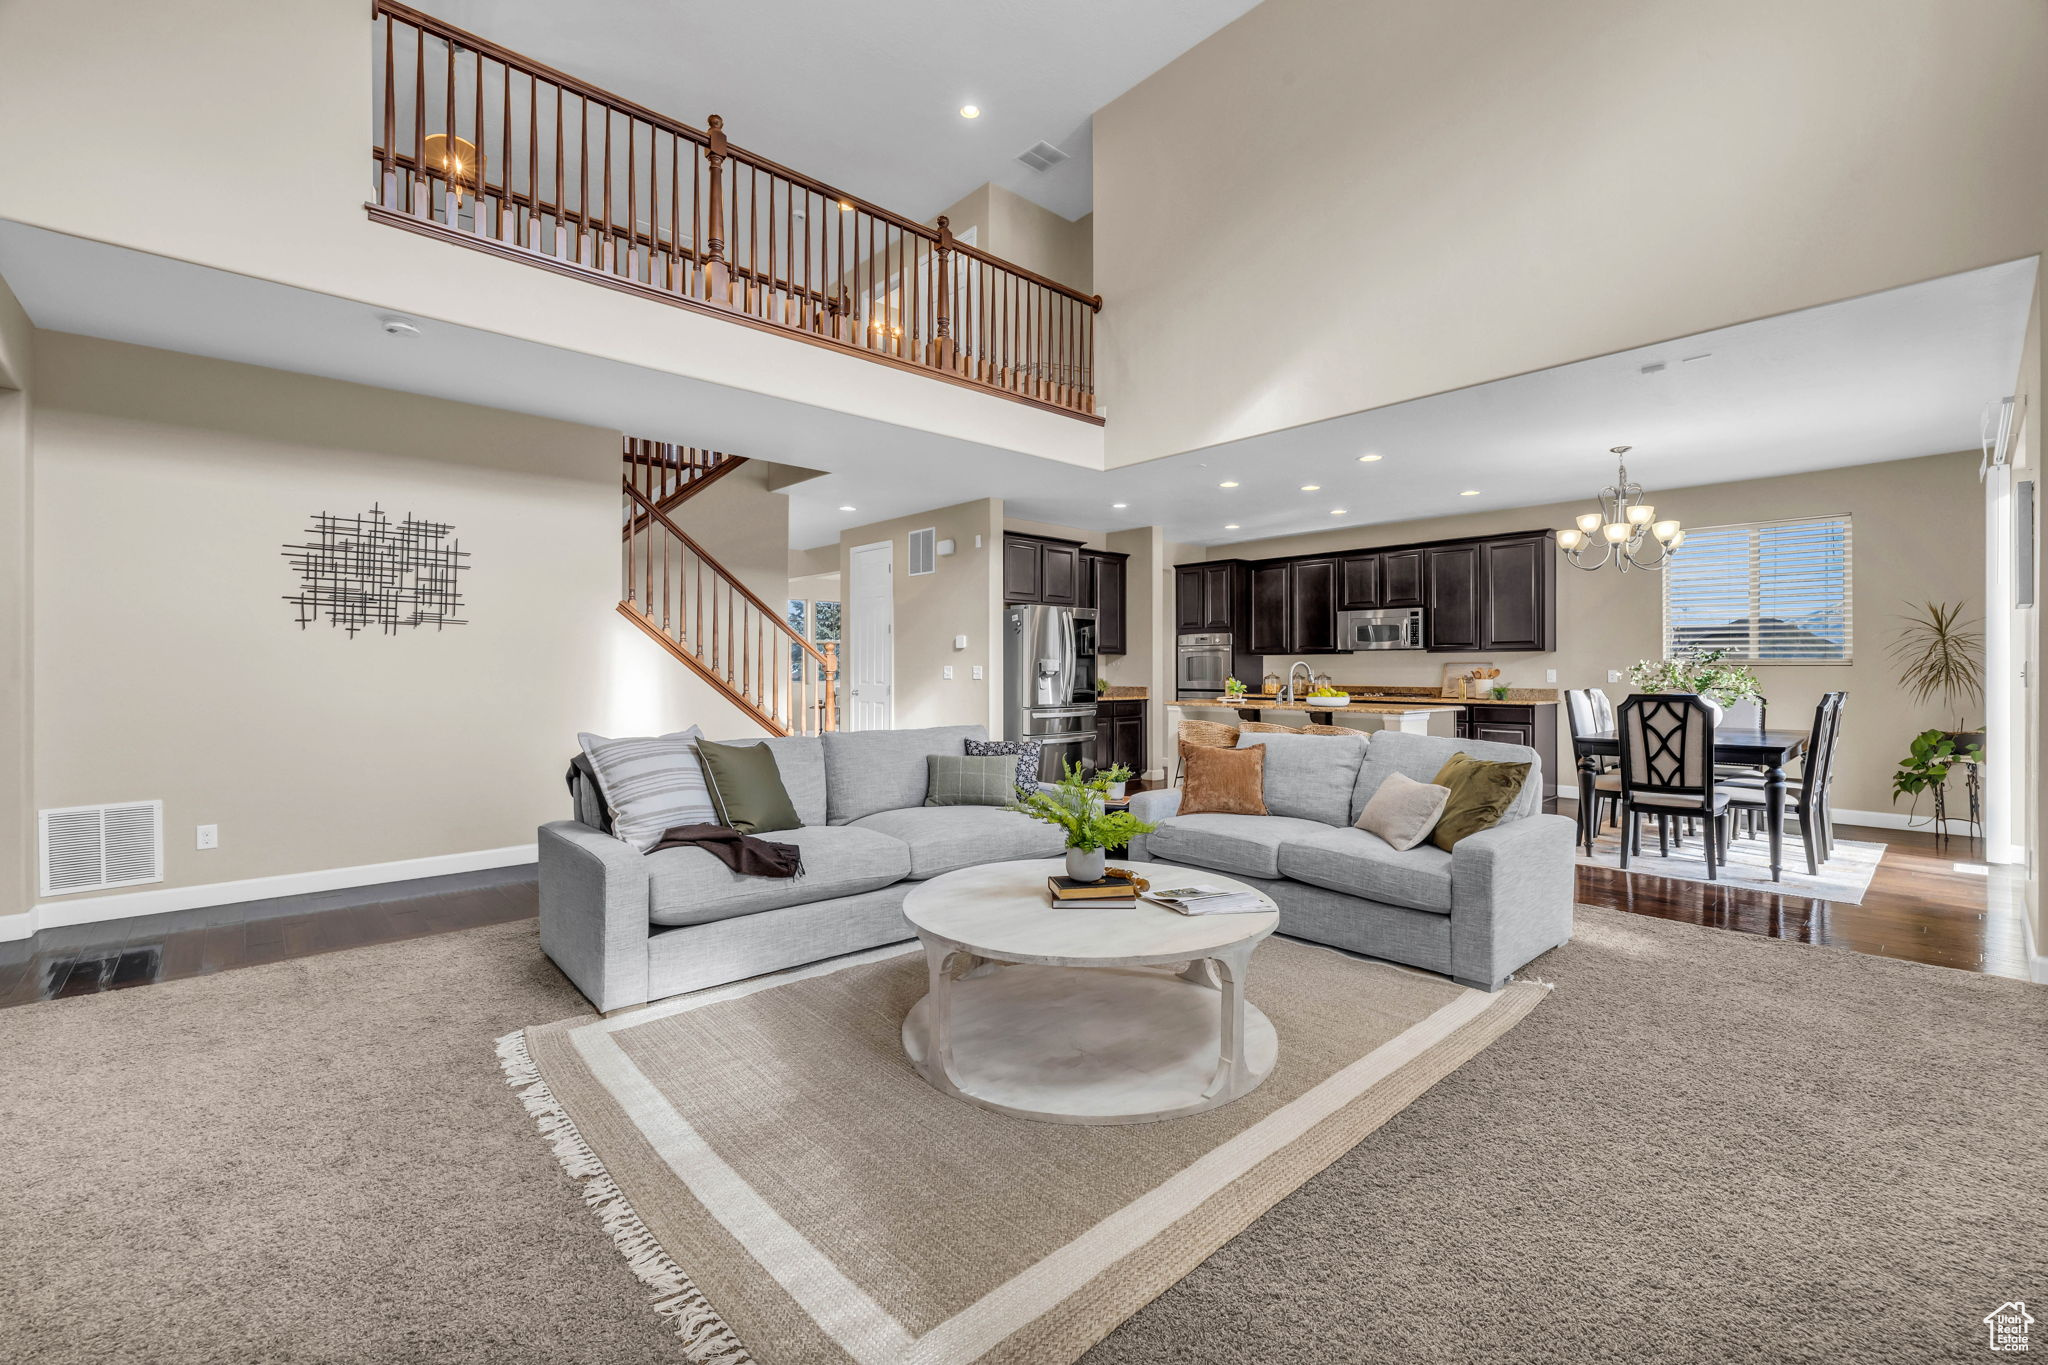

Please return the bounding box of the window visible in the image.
[788,598,842,679]
[1661,516,1852,662]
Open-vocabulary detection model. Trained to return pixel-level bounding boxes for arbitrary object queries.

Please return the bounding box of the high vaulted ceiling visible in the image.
[412,0,1263,222]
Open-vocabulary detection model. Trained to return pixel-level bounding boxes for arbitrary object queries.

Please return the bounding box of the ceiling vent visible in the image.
[908,526,937,576]
[1015,141,1070,173]
[40,800,163,897]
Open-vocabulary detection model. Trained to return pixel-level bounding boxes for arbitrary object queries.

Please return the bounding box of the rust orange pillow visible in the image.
[1181,743,1268,816]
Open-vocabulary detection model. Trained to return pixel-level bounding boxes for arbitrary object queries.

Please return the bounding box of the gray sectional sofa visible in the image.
[538,724,1573,1013]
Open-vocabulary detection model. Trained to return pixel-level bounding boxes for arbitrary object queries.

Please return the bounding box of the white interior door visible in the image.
[847,540,894,731]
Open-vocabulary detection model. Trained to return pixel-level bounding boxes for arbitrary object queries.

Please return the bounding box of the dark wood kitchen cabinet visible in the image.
[1093,698,1148,778]
[1004,534,1083,607]
[1339,553,1381,609]
[1479,534,1555,652]
[1380,549,1426,608]
[1248,562,1291,654]
[1424,544,1483,651]
[1081,549,1128,655]
[1174,562,1246,634]
[1288,557,1339,653]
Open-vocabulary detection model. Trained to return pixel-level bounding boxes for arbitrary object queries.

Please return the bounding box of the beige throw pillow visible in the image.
[1355,771,1452,851]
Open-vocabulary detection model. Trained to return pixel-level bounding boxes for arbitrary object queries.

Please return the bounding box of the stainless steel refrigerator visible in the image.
[1003,603,1098,782]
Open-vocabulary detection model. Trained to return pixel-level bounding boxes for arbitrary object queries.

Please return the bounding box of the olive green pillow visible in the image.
[696,738,802,834]
[1427,751,1531,851]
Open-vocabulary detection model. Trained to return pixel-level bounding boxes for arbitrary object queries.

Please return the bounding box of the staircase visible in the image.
[619,438,837,736]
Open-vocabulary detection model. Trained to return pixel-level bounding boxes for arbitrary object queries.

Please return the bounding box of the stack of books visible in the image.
[1046,875,1139,908]
[1143,885,1267,916]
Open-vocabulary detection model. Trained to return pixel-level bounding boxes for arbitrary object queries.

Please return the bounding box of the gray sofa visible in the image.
[539,724,1574,1014]
[540,725,1065,1011]
[1124,730,1574,991]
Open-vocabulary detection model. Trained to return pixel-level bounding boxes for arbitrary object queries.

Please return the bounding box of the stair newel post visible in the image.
[821,640,839,733]
[702,115,730,305]
[932,216,955,371]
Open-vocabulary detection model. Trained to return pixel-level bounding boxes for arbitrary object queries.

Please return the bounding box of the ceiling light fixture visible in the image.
[1224,523,1240,530]
[1218,480,1239,488]
[1299,484,1320,492]
[1459,490,1480,497]
[1358,454,1383,463]
[959,105,981,119]
[1111,502,1128,509]
[1554,446,1683,573]
[1330,509,1348,516]
[838,505,857,512]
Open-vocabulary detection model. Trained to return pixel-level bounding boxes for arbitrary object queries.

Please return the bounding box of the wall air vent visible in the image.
[39,800,163,897]
[908,527,938,577]
[1015,141,1070,173]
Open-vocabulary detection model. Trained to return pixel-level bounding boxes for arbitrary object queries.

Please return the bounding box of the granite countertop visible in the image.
[1099,686,1149,700]
[1170,684,1560,711]
[1169,696,1459,715]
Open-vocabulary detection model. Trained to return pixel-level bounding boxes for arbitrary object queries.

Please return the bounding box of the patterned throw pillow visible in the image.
[576,726,714,852]
[965,737,1043,792]
[925,754,1027,807]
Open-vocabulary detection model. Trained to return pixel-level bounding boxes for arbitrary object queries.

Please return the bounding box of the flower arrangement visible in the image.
[1625,649,1762,708]
[1010,761,1156,852]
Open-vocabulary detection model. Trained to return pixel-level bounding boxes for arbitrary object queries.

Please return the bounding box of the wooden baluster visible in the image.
[822,641,838,733]
[411,25,426,216]
[380,16,397,209]
[668,137,680,291]
[933,217,955,369]
[624,114,636,279]
[472,47,486,234]
[443,37,458,226]
[701,115,728,303]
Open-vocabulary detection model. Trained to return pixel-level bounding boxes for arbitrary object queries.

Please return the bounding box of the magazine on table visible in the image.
[1144,884,1266,916]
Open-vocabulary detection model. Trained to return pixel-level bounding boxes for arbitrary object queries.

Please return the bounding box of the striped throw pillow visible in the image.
[576,727,714,851]
[924,754,1027,807]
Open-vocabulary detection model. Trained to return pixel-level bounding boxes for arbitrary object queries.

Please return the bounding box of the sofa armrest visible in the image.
[538,819,652,1013]
[1448,812,1575,991]
[1126,787,1183,824]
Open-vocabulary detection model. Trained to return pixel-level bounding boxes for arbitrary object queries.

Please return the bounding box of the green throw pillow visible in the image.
[696,739,803,834]
[925,754,1024,807]
[1428,751,1531,851]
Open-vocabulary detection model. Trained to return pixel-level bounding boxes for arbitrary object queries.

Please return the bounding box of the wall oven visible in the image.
[1176,632,1234,696]
[1335,607,1425,651]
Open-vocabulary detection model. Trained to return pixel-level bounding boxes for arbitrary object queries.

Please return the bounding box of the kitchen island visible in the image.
[1167,688,1560,784]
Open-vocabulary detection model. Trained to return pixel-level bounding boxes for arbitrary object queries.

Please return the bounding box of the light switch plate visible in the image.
[943,665,955,680]
[1608,669,1624,683]
[1545,669,1557,683]
[971,665,984,680]
[953,634,968,650]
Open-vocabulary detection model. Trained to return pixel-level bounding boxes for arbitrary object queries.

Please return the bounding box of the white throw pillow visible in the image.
[576,726,713,851]
[1354,770,1451,852]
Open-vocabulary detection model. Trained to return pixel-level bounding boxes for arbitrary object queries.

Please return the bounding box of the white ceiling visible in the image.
[410,0,1262,222]
[0,221,2032,554]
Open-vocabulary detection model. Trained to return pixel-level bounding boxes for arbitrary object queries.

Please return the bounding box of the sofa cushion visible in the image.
[822,725,988,824]
[1234,731,1370,826]
[697,738,804,834]
[1350,730,1543,826]
[1354,770,1450,851]
[577,726,713,852]
[1276,826,1454,914]
[1181,744,1268,816]
[1428,752,1532,851]
[647,825,911,927]
[924,754,1024,807]
[707,735,827,827]
[1145,813,1338,880]
[965,737,1044,792]
[849,806,1065,879]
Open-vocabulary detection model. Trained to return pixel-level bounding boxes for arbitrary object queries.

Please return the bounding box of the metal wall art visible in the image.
[282,504,469,637]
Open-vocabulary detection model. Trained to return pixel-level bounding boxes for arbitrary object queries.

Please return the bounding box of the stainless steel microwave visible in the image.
[1335,606,1425,651]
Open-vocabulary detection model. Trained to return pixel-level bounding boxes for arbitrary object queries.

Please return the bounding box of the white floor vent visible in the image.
[39,800,163,897]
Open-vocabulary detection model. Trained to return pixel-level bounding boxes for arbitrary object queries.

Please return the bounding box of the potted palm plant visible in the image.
[1887,600,1984,828]
[1010,761,1156,882]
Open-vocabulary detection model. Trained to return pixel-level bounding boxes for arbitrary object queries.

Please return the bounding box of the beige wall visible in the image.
[26,334,781,907]
[1200,453,1983,816]
[937,185,1093,296]
[0,276,31,911]
[840,500,1005,733]
[0,1,1098,468]
[1094,0,2048,465]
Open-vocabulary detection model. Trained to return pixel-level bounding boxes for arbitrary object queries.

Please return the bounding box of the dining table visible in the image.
[1574,724,1810,882]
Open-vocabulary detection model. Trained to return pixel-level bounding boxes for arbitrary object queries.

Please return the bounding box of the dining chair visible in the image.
[1724,692,1844,875]
[1564,688,1622,853]
[1615,693,1733,879]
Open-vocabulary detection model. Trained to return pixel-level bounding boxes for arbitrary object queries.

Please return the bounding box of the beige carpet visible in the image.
[512,940,1545,1365]
[2,909,2044,1363]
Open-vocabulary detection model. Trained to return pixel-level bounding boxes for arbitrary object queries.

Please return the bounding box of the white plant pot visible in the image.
[1065,846,1107,883]
[1106,781,1128,800]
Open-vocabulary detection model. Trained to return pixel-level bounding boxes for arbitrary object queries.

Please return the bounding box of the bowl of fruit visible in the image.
[1306,685,1351,707]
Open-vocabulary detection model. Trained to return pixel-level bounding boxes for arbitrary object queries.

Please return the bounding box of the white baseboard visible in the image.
[1831,807,1939,833]
[0,844,538,943]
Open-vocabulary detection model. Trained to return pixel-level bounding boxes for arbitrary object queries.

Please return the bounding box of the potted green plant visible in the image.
[1626,648,1762,718]
[1010,761,1156,882]
[1097,761,1134,801]
[1888,600,1983,748]
[1891,727,1983,827]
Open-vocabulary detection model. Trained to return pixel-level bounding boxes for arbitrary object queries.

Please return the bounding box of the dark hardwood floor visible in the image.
[0,818,2030,1011]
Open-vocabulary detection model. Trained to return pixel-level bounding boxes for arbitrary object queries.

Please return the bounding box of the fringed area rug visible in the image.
[499,938,1547,1365]
[1576,824,1886,903]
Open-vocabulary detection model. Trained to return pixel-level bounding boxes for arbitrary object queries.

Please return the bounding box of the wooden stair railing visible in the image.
[622,437,744,515]
[621,479,837,737]
[367,2,1102,421]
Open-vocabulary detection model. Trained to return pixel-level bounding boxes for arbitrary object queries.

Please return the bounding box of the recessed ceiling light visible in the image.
[838,505,857,512]
[1358,453,1383,463]
[1111,502,1128,509]
[1299,484,1320,492]
[1330,509,1348,516]
[1224,523,1240,530]
[1459,490,1480,497]
[1218,480,1239,488]
[959,105,981,119]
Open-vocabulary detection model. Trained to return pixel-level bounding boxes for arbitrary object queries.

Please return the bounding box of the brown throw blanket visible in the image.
[648,823,805,879]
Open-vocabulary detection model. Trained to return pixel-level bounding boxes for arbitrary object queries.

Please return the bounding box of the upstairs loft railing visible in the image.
[369,2,1102,421]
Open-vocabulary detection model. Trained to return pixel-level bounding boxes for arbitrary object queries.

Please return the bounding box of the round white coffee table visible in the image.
[900,858,1280,1126]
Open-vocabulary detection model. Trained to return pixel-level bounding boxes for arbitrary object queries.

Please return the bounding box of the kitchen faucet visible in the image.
[1282,660,1315,703]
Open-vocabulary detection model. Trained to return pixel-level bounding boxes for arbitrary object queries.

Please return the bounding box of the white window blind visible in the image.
[1661,516,1852,662]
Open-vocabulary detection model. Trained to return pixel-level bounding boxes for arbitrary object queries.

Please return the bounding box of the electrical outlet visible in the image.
[196,824,219,850]
[1608,669,1623,684]
[971,665,984,680]
[943,665,955,680]
[1545,669,1557,684]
